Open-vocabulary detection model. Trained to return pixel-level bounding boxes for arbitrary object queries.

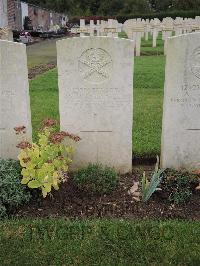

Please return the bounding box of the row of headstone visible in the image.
[1,33,200,172]
[0,37,132,174]
[71,19,122,37]
[124,16,200,56]
[72,16,200,57]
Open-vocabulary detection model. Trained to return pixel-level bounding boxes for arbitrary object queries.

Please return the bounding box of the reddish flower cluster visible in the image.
[43,118,57,128]
[63,131,81,142]
[49,132,67,144]
[49,131,81,144]
[14,126,26,135]
[16,141,32,149]
[193,170,200,175]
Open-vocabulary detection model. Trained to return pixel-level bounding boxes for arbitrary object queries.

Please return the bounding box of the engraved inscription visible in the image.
[63,87,129,108]
[190,47,200,79]
[170,84,200,108]
[182,84,200,96]
[77,28,89,33]
[78,48,113,84]
[104,28,117,33]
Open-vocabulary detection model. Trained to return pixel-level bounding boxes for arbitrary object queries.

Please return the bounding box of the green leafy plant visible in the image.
[15,119,81,198]
[141,156,165,202]
[169,190,192,205]
[73,164,119,194]
[166,174,193,204]
[0,159,31,218]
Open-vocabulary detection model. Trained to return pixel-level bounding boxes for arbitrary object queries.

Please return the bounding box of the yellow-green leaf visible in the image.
[28,180,41,189]
[42,189,48,198]
[43,183,52,193]
[21,177,30,185]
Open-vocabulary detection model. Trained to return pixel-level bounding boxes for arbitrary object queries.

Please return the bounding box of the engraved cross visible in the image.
[79,57,112,79]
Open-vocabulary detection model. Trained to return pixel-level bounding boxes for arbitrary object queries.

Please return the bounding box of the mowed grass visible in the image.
[30,55,165,157]
[141,33,164,55]
[134,55,165,158]
[30,69,59,139]
[0,219,199,265]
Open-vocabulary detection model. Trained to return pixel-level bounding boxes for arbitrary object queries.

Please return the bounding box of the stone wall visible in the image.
[1,0,19,31]
[29,5,51,31]
[7,0,68,31]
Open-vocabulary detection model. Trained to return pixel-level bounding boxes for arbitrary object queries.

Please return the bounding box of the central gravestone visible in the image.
[162,33,200,170]
[0,40,32,159]
[57,37,134,173]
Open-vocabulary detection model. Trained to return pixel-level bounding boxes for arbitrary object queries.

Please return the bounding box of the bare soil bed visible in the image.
[28,62,56,79]
[16,165,200,221]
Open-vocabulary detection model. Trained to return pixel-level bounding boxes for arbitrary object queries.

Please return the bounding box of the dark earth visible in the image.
[16,165,200,221]
[28,62,56,79]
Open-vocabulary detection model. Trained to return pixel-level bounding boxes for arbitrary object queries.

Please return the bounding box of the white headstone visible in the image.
[151,19,160,48]
[161,33,200,170]
[96,20,100,36]
[57,37,134,173]
[0,41,32,159]
[79,19,88,37]
[174,17,183,36]
[90,20,95,36]
[162,18,174,54]
[104,19,118,37]
[123,19,145,56]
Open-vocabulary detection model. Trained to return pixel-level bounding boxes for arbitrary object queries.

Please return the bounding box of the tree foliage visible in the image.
[24,0,200,16]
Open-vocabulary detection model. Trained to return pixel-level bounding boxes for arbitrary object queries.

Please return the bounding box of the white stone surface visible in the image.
[80,19,87,37]
[0,0,8,28]
[0,40,32,159]
[57,37,134,173]
[90,20,95,36]
[161,33,200,170]
[0,28,13,41]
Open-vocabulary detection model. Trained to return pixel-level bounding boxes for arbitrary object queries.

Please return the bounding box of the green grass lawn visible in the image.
[134,55,165,158]
[0,219,199,265]
[30,69,59,138]
[30,54,165,158]
[141,33,164,55]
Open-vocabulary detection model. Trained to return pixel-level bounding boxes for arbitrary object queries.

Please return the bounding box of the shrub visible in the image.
[15,119,81,198]
[73,164,119,194]
[0,159,31,218]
